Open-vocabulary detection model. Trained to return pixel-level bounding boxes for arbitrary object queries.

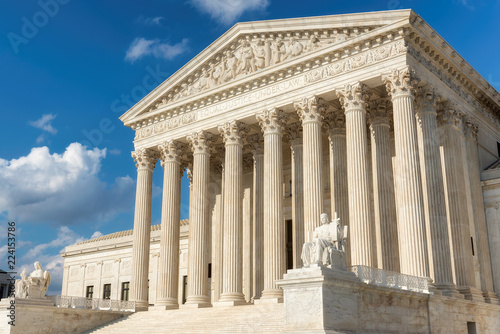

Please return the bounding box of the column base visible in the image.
[150,304,179,310]
[185,295,211,306]
[254,297,283,304]
[260,288,283,301]
[482,290,500,305]
[434,283,463,299]
[457,286,484,302]
[154,297,179,309]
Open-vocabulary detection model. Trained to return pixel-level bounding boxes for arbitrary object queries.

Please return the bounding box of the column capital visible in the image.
[158,140,185,166]
[284,122,303,144]
[382,66,420,99]
[416,86,445,117]
[132,148,157,172]
[323,107,346,135]
[368,98,392,127]
[247,133,264,154]
[256,108,288,135]
[294,96,328,125]
[437,103,465,129]
[187,131,214,155]
[218,121,249,146]
[338,82,371,112]
[464,118,479,140]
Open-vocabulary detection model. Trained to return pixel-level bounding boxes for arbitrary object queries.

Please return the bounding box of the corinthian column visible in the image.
[130,148,156,311]
[338,83,375,267]
[247,133,264,299]
[414,87,456,295]
[217,121,248,305]
[368,98,399,272]
[323,108,350,266]
[294,96,327,238]
[438,106,483,300]
[185,131,213,306]
[285,122,304,268]
[257,108,287,300]
[156,141,184,308]
[382,67,429,278]
[464,120,498,303]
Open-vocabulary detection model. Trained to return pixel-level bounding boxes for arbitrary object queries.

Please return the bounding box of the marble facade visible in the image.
[61,9,500,333]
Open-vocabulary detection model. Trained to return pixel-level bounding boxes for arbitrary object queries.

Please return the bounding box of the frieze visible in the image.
[134,39,407,141]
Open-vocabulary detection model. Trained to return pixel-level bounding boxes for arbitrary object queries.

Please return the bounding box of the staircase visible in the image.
[86,302,284,333]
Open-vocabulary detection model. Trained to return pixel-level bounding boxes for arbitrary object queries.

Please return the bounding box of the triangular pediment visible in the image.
[120,9,415,125]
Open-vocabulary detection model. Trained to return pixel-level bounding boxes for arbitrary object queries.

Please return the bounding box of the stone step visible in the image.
[86,303,284,333]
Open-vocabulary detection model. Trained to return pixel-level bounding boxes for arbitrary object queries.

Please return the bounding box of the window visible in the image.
[208,263,212,279]
[286,220,293,270]
[103,284,111,300]
[121,282,130,301]
[182,275,187,304]
[86,285,94,299]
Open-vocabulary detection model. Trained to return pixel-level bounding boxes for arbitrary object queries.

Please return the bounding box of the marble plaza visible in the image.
[59,9,500,333]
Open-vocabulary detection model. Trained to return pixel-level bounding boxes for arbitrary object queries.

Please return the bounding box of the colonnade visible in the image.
[129,66,497,310]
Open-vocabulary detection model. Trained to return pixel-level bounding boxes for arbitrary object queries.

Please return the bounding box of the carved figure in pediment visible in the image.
[221,50,238,83]
[284,37,303,60]
[328,32,347,44]
[238,40,255,74]
[253,39,266,70]
[270,38,286,65]
[305,35,322,51]
[198,66,216,91]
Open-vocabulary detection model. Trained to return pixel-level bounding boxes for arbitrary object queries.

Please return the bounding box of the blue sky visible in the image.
[0,0,499,295]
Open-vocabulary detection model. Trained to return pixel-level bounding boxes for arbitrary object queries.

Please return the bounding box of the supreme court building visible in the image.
[61,9,500,333]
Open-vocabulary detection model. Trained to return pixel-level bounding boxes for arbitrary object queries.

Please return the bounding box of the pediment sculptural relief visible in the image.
[151,28,367,111]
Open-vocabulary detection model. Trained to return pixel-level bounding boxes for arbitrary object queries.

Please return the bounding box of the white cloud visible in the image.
[18,226,90,295]
[189,0,269,25]
[108,149,121,155]
[0,142,135,226]
[137,16,164,26]
[91,231,103,239]
[125,37,189,63]
[29,114,57,134]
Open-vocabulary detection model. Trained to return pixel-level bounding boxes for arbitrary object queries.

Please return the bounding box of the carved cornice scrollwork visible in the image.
[338,82,371,112]
[415,85,443,114]
[284,122,303,144]
[131,148,157,172]
[218,121,249,146]
[256,108,288,135]
[382,66,420,99]
[247,133,264,154]
[186,131,215,155]
[294,96,328,124]
[323,107,346,136]
[242,153,254,173]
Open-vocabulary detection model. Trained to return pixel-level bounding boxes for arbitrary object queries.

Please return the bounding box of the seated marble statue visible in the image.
[301,213,347,268]
[15,261,51,299]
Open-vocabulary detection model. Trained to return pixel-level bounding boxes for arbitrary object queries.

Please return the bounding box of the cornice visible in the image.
[120,10,413,124]
[406,16,500,125]
[124,20,411,130]
[133,36,408,142]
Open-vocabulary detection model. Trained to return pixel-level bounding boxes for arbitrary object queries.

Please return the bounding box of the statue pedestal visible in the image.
[276,264,360,333]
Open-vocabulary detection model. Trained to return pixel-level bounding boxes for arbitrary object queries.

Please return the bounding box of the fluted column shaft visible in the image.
[130,149,156,311]
[248,134,264,299]
[324,110,350,266]
[383,68,429,278]
[287,122,305,269]
[186,132,212,305]
[369,104,399,272]
[465,121,496,301]
[156,141,182,308]
[257,109,286,299]
[414,89,456,294]
[294,97,326,238]
[213,158,225,303]
[338,83,375,267]
[218,121,247,303]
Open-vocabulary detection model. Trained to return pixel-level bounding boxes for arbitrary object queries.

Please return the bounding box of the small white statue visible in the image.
[301,213,348,268]
[15,261,51,299]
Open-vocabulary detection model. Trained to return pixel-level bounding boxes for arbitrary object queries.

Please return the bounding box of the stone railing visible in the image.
[48,295,135,312]
[349,265,431,294]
